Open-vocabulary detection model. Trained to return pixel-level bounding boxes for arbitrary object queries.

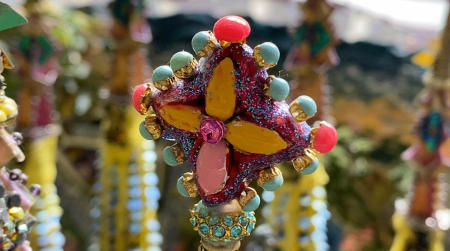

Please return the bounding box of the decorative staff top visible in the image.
[132,15,338,206]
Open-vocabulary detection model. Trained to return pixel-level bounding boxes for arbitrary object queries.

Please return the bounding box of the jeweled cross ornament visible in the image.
[133,16,337,250]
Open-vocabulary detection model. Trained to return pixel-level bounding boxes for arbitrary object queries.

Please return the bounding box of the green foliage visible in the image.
[326,126,413,249]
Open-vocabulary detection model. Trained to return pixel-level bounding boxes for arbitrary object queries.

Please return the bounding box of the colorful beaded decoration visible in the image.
[133,15,337,249]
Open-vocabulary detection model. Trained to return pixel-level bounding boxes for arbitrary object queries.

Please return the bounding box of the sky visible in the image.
[332,0,448,30]
[3,0,448,30]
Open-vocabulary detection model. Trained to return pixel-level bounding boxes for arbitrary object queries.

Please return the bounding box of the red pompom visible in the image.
[313,122,338,153]
[213,15,251,42]
[132,83,148,114]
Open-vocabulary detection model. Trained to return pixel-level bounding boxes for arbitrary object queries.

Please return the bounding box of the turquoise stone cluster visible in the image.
[190,201,256,241]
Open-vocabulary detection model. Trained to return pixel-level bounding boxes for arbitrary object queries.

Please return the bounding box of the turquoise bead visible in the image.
[192,31,210,54]
[152,65,174,82]
[212,225,225,238]
[269,77,290,101]
[259,42,280,65]
[223,216,234,226]
[261,174,284,191]
[209,215,220,225]
[170,51,194,72]
[247,222,256,234]
[163,146,178,167]
[297,95,317,117]
[176,176,189,197]
[230,225,242,237]
[190,216,198,227]
[242,194,260,212]
[198,204,209,218]
[238,215,248,226]
[139,121,153,140]
[199,223,210,236]
[300,158,319,175]
[194,200,202,211]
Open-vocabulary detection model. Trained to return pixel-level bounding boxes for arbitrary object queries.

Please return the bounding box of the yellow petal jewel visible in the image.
[225,120,287,154]
[205,57,236,121]
[159,104,202,132]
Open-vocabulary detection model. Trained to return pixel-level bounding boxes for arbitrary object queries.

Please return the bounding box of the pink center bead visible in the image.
[200,118,225,144]
[313,122,338,153]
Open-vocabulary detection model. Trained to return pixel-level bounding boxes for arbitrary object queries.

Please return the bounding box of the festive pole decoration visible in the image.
[0,5,39,250]
[92,0,161,250]
[132,15,338,250]
[15,1,65,250]
[265,1,339,250]
[390,8,450,251]
[284,0,338,121]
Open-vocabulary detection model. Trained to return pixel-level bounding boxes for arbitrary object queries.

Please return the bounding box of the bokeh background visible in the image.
[0,0,449,250]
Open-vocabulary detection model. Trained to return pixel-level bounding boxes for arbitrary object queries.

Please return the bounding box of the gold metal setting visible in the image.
[292,148,318,172]
[182,172,199,197]
[309,127,318,149]
[238,187,257,207]
[139,84,152,113]
[263,75,275,97]
[253,45,276,68]
[144,113,162,140]
[218,39,246,49]
[190,211,256,241]
[257,166,282,187]
[197,31,218,57]
[174,59,198,79]
[289,101,309,122]
[170,144,185,165]
[153,75,177,91]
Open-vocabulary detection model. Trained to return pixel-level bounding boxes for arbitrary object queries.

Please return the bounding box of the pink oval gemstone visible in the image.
[132,84,147,114]
[313,122,338,153]
[213,15,251,42]
[196,140,229,195]
[200,118,225,144]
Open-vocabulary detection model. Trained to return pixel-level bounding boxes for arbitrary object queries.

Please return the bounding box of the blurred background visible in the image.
[0,0,449,250]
